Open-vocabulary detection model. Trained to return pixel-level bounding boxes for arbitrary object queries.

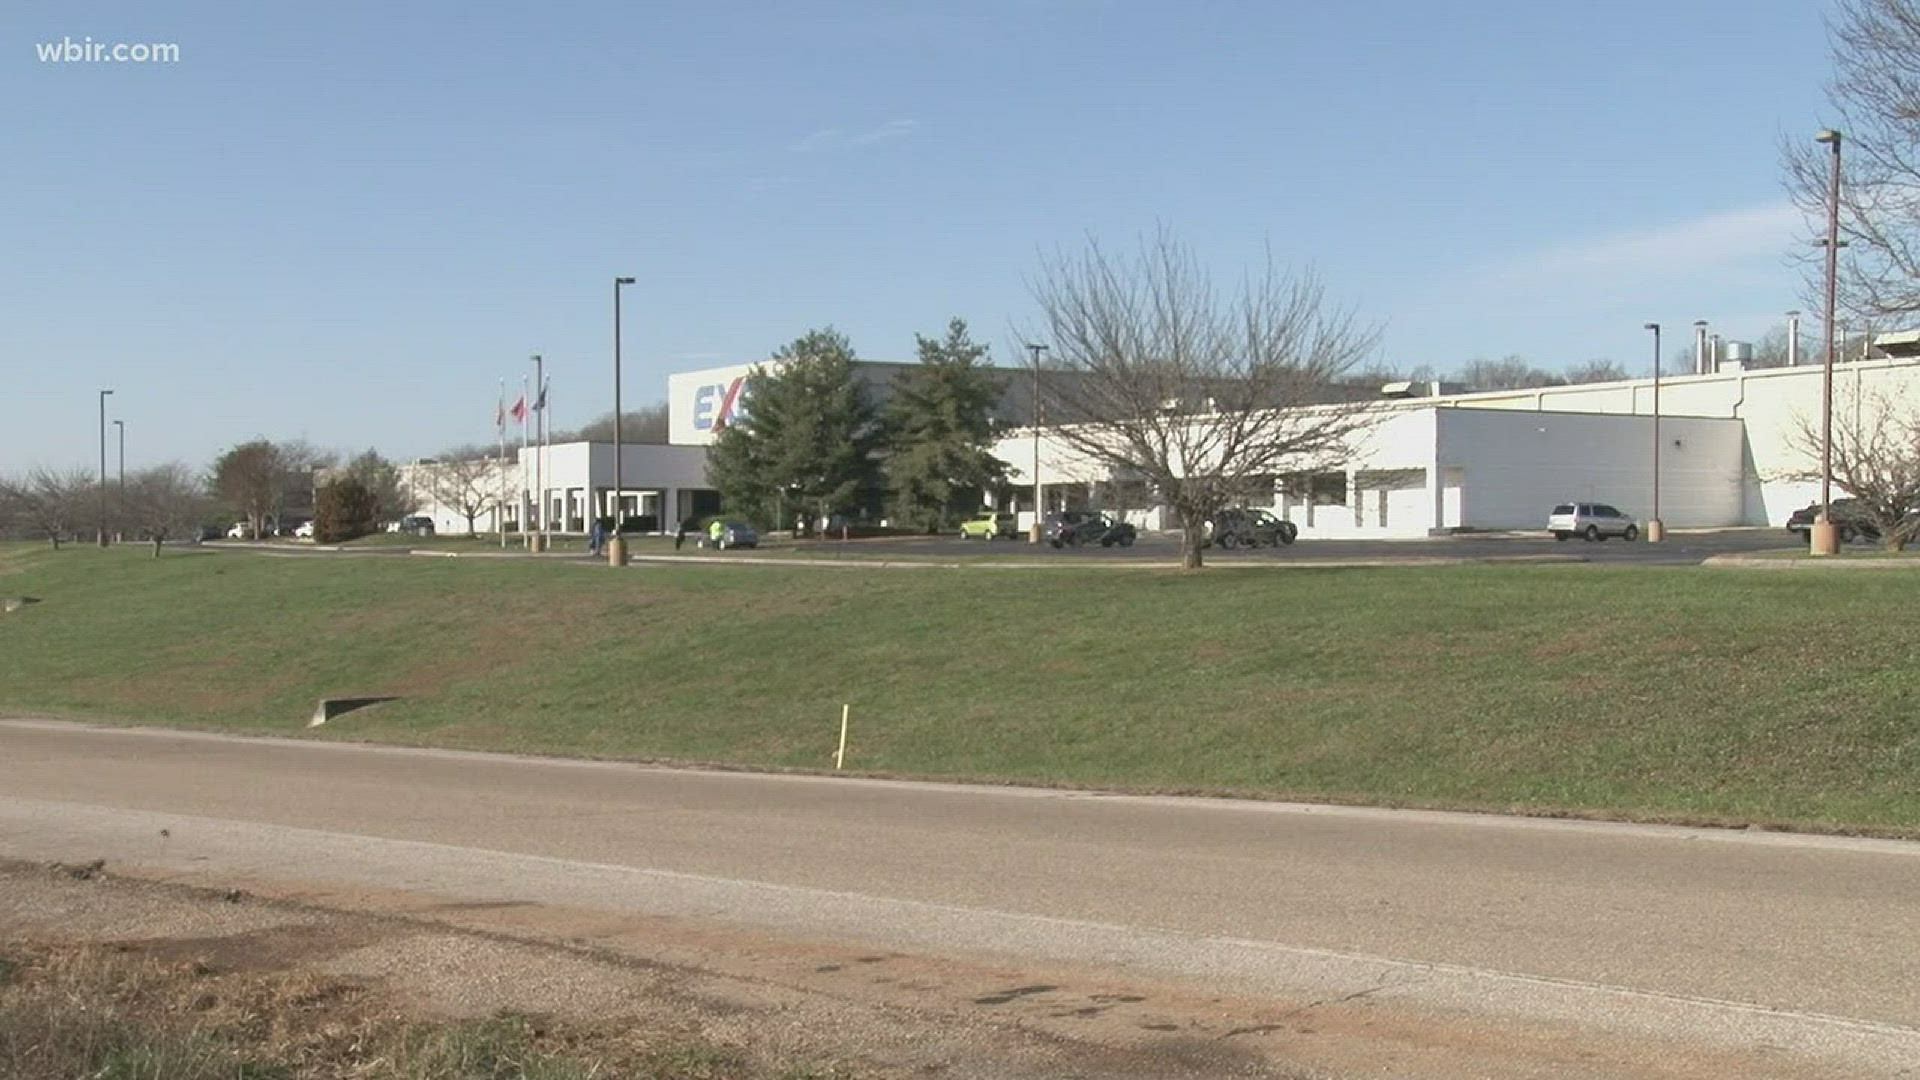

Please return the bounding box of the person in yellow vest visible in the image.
[708,518,725,548]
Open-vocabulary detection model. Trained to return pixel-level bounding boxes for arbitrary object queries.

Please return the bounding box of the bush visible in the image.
[313,477,379,544]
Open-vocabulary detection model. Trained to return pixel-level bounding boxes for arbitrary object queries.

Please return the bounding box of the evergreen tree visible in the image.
[313,474,380,543]
[706,328,880,527]
[882,319,1008,531]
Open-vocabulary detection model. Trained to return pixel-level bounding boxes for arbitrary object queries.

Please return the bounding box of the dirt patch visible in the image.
[0,860,1873,1080]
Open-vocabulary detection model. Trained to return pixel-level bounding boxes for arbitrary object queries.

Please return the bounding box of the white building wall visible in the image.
[405,442,714,536]
[1437,409,1745,530]
[1439,358,1920,524]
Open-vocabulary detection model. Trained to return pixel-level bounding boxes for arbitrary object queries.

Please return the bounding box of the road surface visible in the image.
[0,720,1914,1078]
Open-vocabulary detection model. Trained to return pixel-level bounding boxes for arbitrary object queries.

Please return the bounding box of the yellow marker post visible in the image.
[834,704,850,770]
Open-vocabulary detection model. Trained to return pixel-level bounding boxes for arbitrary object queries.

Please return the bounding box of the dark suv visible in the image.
[1786,499,1883,543]
[1205,507,1298,548]
[1043,510,1138,548]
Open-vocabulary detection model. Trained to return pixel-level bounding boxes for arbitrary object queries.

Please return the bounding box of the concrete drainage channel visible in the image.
[308,696,401,728]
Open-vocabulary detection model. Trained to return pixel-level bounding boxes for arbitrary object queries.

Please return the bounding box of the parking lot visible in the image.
[807,528,1798,565]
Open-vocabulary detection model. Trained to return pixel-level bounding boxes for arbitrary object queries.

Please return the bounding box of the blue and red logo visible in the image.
[692,376,748,432]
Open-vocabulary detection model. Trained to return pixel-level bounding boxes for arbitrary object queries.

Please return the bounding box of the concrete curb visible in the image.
[1704,554,1920,569]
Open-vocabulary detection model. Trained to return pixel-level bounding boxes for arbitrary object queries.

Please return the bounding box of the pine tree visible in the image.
[706,328,881,528]
[882,319,1008,532]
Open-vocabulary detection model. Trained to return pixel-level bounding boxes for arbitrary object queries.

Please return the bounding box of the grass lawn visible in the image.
[3,542,1918,835]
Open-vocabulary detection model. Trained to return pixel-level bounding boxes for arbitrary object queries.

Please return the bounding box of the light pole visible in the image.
[1786,310,1802,367]
[1692,320,1708,376]
[529,353,545,551]
[1026,343,1049,543]
[96,389,113,546]
[1811,128,1844,556]
[1642,324,1665,542]
[610,276,636,565]
[113,419,125,541]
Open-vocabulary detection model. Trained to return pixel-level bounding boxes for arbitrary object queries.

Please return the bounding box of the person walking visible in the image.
[708,518,725,549]
[587,516,606,557]
[674,518,690,551]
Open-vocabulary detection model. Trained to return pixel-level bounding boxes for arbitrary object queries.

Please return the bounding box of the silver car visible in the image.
[1548,502,1639,542]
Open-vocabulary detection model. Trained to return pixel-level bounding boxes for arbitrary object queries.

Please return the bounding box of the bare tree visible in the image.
[125,464,213,557]
[1456,355,1564,391]
[10,467,95,548]
[211,440,284,539]
[1786,386,1920,550]
[1030,232,1379,569]
[0,474,23,539]
[423,456,500,536]
[211,439,332,538]
[1783,0,1920,322]
[555,403,672,444]
[1562,359,1631,384]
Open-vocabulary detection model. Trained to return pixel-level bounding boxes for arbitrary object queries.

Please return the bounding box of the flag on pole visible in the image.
[534,378,548,412]
[509,393,528,423]
[495,391,505,430]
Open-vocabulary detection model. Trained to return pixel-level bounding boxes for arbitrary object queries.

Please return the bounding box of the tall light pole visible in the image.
[1812,128,1844,556]
[1692,320,1708,376]
[529,353,545,551]
[96,389,113,546]
[1026,343,1049,543]
[610,276,636,565]
[113,419,125,541]
[1786,310,1802,367]
[1643,323,1664,542]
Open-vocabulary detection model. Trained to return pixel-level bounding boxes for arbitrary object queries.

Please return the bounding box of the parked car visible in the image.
[275,517,310,538]
[1043,510,1137,548]
[293,520,316,539]
[398,515,436,537]
[225,522,253,539]
[1548,502,1639,541]
[195,523,225,542]
[714,520,757,550]
[1785,498,1885,543]
[1204,507,1298,548]
[959,511,1019,541]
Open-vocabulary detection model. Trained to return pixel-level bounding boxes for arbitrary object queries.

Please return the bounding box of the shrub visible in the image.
[313,476,379,543]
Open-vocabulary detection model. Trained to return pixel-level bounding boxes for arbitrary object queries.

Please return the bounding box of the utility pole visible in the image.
[1811,128,1844,556]
[611,276,636,565]
[529,353,545,551]
[1643,324,1664,542]
[113,419,125,542]
[1026,343,1049,543]
[97,389,113,547]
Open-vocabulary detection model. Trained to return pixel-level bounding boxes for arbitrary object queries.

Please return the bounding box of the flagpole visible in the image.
[497,378,508,550]
[520,373,530,546]
[529,353,545,549]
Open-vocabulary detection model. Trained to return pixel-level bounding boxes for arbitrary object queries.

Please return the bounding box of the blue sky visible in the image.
[3,1,1837,469]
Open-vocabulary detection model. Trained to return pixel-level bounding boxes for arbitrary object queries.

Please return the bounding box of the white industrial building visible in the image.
[400,442,715,537]
[992,355,1920,538]
[400,351,1920,540]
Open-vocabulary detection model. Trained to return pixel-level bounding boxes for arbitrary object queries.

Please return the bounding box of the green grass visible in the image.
[3,542,1919,834]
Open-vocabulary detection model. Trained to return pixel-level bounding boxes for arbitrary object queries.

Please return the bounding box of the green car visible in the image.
[959,511,1018,540]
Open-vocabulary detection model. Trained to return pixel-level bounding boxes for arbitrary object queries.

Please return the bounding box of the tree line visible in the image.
[0,441,416,549]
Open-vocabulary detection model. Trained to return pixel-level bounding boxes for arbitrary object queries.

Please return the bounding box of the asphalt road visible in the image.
[816,527,1799,564]
[1,721,1914,1077]
[204,527,1802,566]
